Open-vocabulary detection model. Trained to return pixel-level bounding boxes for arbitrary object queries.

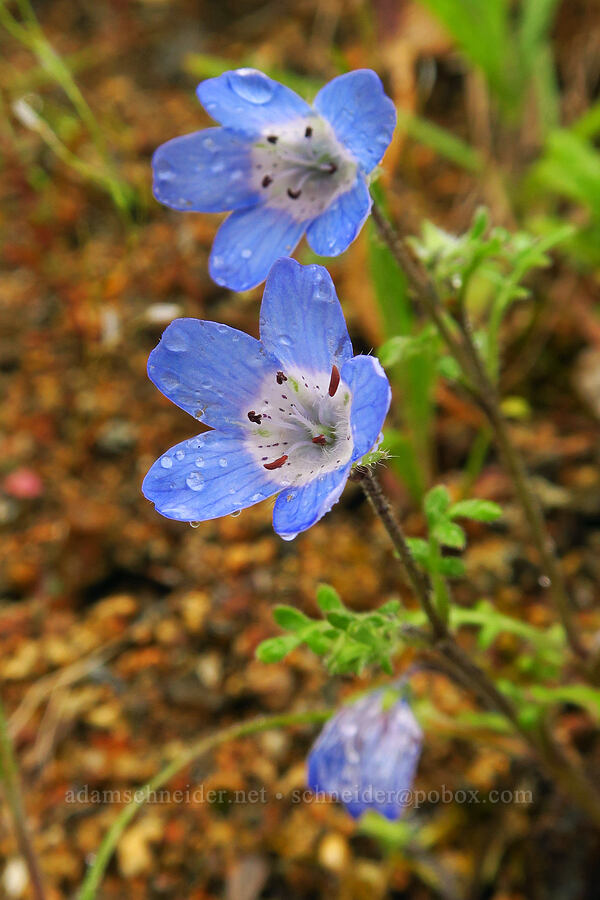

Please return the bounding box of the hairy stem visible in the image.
[0,693,47,900]
[358,466,600,827]
[78,709,330,900]
[370,201,587,663]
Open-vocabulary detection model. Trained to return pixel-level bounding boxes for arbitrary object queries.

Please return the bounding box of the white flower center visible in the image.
[250,115,357,222]
[245,364,353,486]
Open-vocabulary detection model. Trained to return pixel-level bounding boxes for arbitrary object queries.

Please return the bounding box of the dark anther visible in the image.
[287,188,302,199]
[324,162,337,175]
[276,371,287,384]
[264,454,288,470]
[312,435,327,445]
[305,126,313,138]
[267,135,278,144]
[247,410,262,424]
[261,175,273,188]
[328,364,340,397]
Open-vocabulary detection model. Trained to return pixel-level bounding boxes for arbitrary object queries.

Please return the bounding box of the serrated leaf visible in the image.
[424,485,450,522]
[433,519,466,549]
[256,634,300,663]
[316,583,344,612]
[273,605,310,632]
[449,499,503,522]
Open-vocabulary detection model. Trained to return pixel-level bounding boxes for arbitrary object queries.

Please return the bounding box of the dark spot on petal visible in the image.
[264,454,288,470]
[267,135,278,144]
[305,126,313,138]
[247,410,262,424]
[287,188,301,199]
[261,175,272,188]
[276,371,287,384]
[328,364,340,397]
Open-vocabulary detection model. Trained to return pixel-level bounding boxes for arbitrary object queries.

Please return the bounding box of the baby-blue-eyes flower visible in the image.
[142,258,391,540]
[152,68,396,291]
[307,691,423,820]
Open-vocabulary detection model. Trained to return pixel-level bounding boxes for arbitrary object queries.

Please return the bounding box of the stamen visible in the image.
[312,435,327,445]
[264,454,288,470]
[305,126,313,138]
[324,161,337,175]
[328,364,340,397]
[287,187,302,199]
[267,135,278,144]
[261,175,273,188]
[276,371,287,384]
[247,410,262,424]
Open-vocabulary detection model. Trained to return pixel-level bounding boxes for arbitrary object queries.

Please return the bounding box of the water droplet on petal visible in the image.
[160,456,173,469]
[250,492,263,502]
[163,327,189,352]
[228,69,274,104]
[175,449,185,460]
[211,161,225,174]
[203,137,216,150]
[160,372,180,391]
[241,248,252,259]
[218,458,228,468]
[278,334,292,346]
[230,508,242,517]
[186,472,204,491]
[195,457,205,468]
[216,323,228,333]
[155,159,175,182]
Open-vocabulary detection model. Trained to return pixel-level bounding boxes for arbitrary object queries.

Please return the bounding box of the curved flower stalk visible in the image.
[142,258,391,540]
[307,690,423,820]
[152,68,396,290]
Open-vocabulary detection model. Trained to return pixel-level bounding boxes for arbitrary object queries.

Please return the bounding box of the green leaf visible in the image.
[326,611,354,631]
[449,499,503,522]
[379,599,401,615]
[299,624,333,655]
[424,485,451,522]
[273,605,310,632]
[433,520,466,549]
[256,634,300,663]
[405,537,431,567]
[437,557,466,578]
[316,583,344,612]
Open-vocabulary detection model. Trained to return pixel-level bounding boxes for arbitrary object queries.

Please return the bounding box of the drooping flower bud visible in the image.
[307,690,423,819]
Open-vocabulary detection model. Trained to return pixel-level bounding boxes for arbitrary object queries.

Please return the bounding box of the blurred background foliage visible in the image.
[2,0,600,898]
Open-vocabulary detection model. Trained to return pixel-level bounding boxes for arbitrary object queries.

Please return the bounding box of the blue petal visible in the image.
[197,69,312,138]
[142,432,279,522]
[314,70,396,174]
[259,258,353,374]
[272,464,351,540]
[147,318,277,434]
[306,175,371,256]
[209,206,306,291]
[152,128,259,213]
[341,355,391,462]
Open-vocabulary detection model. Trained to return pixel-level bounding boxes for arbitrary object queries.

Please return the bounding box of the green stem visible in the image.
[0,693,47,900]
[78,709,330,900]
[357,466,600,828]
[370,200,588,665]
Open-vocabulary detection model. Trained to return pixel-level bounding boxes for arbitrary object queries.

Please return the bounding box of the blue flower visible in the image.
[142,258,391,540]
[153,69,396,291]
[307,690,423,820]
